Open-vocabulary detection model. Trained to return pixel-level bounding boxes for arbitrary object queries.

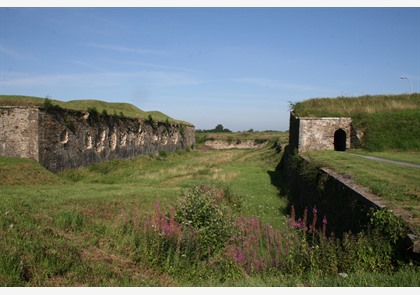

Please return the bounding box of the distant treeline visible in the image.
[196,124,232,133]
[196,124,282,133]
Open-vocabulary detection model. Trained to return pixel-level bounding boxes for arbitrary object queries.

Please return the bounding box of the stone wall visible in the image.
[289,112,352,152]
[279,149,419,259]
[1,106,195,172]
[0,107,40,161]
[204,139,268,150]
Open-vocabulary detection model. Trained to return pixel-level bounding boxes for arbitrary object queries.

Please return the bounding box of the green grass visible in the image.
[0,95,192,125]
[306,150,420,234]
[0,147,288,286]
[292,93,420,118]
[291,93,420,151]
[1,146,418,286]
[349,149,420,165]
[0,157,65,186]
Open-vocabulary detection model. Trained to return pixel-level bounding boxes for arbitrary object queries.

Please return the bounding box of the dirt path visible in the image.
[346,153,420,169]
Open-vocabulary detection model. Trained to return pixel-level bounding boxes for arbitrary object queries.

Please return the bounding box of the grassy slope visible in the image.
[292,93,420,151]
[292,93,420,117]
[0,157,65,186]
[0,95,192,125]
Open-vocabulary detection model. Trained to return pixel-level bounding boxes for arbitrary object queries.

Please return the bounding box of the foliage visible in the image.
[369,209,408,244]
[42,97,62,111]
[197,124,232,133]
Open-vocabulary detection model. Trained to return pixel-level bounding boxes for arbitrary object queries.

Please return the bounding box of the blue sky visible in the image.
[1,6,419,131]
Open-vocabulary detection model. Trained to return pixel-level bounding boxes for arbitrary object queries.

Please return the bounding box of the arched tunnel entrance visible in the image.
[334,129,347,151]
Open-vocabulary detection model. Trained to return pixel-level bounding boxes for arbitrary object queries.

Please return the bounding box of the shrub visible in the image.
[42,98,62,111]
[174,185,235,260]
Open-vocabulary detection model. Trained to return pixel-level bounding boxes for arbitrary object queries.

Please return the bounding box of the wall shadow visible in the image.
[267,152,290,217]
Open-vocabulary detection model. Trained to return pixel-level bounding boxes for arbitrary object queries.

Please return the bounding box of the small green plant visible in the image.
[87,107,98,116]
[146,114,157,132]
[369,209,408,244]
[165,118,171,134]
[42,97,62,111]
[179,124,185,139]
[64,114,76,133]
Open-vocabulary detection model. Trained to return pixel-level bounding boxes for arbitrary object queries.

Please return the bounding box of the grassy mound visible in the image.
[292,93,420,117]
[0,157,64,186]
[291,93,420,151]
[0,95,192,125]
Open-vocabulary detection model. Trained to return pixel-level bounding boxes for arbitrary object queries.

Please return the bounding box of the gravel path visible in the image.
[346,153,420,169]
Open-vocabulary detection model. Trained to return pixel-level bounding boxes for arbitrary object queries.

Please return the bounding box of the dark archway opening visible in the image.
[334,129,346,151]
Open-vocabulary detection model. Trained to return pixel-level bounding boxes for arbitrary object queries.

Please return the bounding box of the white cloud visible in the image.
[85,43,167,55]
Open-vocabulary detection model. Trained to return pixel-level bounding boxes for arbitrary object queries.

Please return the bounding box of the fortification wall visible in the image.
[0,106,195,172]
[279,149,418,258]
[0,107,40,160]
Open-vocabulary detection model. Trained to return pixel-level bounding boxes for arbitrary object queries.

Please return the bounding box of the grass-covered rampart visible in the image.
[0,95,192,125]
[291,93,420,151]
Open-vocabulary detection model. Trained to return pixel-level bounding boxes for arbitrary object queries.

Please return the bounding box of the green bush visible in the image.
[174,185,235,260]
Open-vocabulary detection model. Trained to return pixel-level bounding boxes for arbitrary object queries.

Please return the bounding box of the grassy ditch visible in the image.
[0,146,419,286]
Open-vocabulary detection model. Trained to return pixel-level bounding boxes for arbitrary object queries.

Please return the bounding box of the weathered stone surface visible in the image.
[1,106,195,172]
[0,107,39,161]
[280,148,419,258]
[289,112,353,152]
[204,139,268,150]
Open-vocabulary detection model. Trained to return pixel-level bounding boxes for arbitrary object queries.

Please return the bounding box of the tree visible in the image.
[214,124,224,132]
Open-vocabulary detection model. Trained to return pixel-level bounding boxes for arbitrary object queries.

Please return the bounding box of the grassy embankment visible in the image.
[0,95,192,125]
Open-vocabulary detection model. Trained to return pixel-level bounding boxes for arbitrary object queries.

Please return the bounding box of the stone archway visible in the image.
[334,129,346,151]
